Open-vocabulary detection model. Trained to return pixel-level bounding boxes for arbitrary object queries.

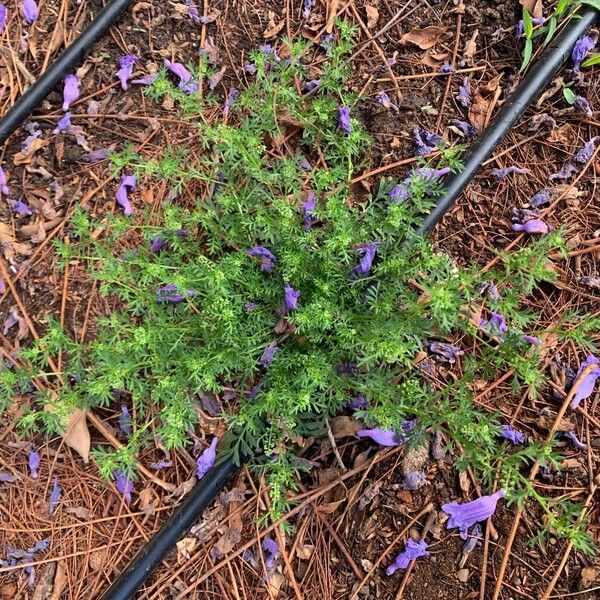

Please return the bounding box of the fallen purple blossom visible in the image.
[499,424,525,444]
[164,59,198,94]
[119,405,132,435]
[490,166,529,179]
[48,477,61,514]
[244,63,257,75]
[574,136,599,164]
[512,207,539,223]
[414,166,451,180]
[572,35,596,71]
[480,312,508,339]
[521,334,540,346]
[196,437,219,479]
[439,61,454,74]
[477,281,501,301]
[427,341,463,364]
[150,236,166,253]
[114,472,133,504]
[530,188,552,208]
[21,128,42,153]
[386,539,429,575]
[131,73,158,86]
[570,355,600,409]
[442,489,505,539]
[335,362,360,375]
[208,67,225,91]
[0,471,19,483]
[21,0,38,24]
[0,5,7,35]
[149,459,172,470]
[448,119,477,138]
[356,427,404,447]
[10,199,32,216]
[303,0,313,18]
[284,283,300,311]
[0,165,9,196]
[247,246,276,272]
[574,96,593,117]
[223,88,238,117]
[116,55,137,90]
[262,537,279,570]
[53,111,71,133]
[116,174,136,216]
[303,192,316,230]
[83,148,110,162]
[515,20,524,38]
[260,342,278,367]
[62,74,80,111]
[414,128,442,155]
[0,278,5,295]
[338,106,351,135]
[346,393,368,410]
[390,182,410,203]
[457,77,471,107]
[156,284,198,303]
[579,275,600,289]
[28,450,40,478]
[303,79,321,92]
[403,471,426,490]
[550,161,579,181]
[200,392,222,416]
[376,91,397,111]
[244,301,257,311]
[351,242,379,277]
[512,219,550,234]
[462,523,482,554]
[564,430,588,450]
[528,113,557,131]
[185,0,199,22]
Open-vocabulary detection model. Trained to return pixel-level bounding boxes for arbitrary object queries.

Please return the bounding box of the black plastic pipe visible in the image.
[0,0,134,145]
[417,5,600,235]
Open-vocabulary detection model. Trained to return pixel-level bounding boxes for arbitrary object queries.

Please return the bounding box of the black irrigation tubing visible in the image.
[0,0,596,597]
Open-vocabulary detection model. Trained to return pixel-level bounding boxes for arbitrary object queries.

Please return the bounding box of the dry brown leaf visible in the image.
[32,562,55,600]
[63,409,90,463]
[13,138,47,165]
[519,0,543,18]
[458,470,470,494]
[365,5,379,29]
[213,526,241,557]
[400,26,446,50]
[89,549,107,571]
[47,21,65,57]
[138,487,156,516]
[547,123,576,145]
[461,29,478,65]
[65,506,95,520]
[0,222,16,245]
[326,0,340,33]
[317,498,345,514]
[176,537,197,564]
[296,544,314,560]
[49,560,67,600]
[468,75,502,132]
[29,221,47,244]
[330,416,361,439]
[420,50,448,68]
[266,572,285,597]
[263,18,285,39]
[536,76,564,107]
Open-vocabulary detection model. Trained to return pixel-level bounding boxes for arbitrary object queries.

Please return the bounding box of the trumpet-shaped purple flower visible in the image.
[164,59,198,94]
[356,427,403,447]
[574,136,599,164]
[260,342,278,367]
[28,450,40,478]
[499,424,525,444]
[53,111,71,133]
[386,539,429,575]
[262,537,279,570]
[414,128,442,155]
[491,166,529,179]
[48,477,61,514]
[351,242,379,277]
[403,471,426,490]
[338,106,351,135]
[10,199,32,216]
[119,405,132,435]
[304,79,321,92]
[196,437,218,479]
[62,74,80,111]
[448,119,477,139]
[442,489,505,539]
[530,188,552,208]
[457,77,471,107]
[284,283,300,311]
[114,472,133,503]
[117,55,137,90]
[185,0,199,22]
[515,20,524,38]
[0,165,9,196]
[439,61,454,74]
[427,341,463,364]
[22,0,38,24]
[512,219,550,234]
[572,35,596,71]
[550,161,579,181]
[116,174,136,216]
[0,5,7,35]
[575,96,593,117]
[132,73,158,86]
[247,246,276,272]
[564,430,588,450]
[570,355,600,409]
[390,183,410,203]
[346,393,368,410]
[302,192,316,230]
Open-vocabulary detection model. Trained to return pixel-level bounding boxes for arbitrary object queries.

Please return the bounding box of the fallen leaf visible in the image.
[400,26,446,50]
[176,537,197,564]
[297,544,314,560]
[317,498,345,513]
[0,223,16,245]
[266,572,285,596]
[519,0,543,18]
[547,123,576,145]
[468,75,502,132]
[65,506,95,520]
[13,138,47,165]
[536,76,564,107]
[330,416,361,439]
[49,560,67,600]
[63,409,90,463]
[213,526,241,557]
[458,470,470,494]
[263,18,285,39]
[89,549,107,571]
[138,487,156,516]
[365,5,379,29]
[165,476,196,503]
[461,30,478,65]
[420,50,448,68]
[326,0,340,33]
[32,562,55,600]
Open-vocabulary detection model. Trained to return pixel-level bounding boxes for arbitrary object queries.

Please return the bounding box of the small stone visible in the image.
[456,568,469,583]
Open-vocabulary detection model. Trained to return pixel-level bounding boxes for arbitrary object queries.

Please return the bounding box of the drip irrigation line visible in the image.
[0,0,134,146]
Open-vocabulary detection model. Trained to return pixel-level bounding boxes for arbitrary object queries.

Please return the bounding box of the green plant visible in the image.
[1,24,596,553]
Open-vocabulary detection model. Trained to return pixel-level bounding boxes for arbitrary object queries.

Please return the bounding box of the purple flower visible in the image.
[208,68,225,91]
[564,431,588,451]
[244,301,257,311]
[21,0,38,24]
[62,74,80,111]
[196,437,219,479]
[260,342,278,367]
[28,450,40,478]
[156,284,198,303]
[499,424,525,444]
[512,219,550,234]
[477,281,501,301]
[575,96,593,117]
[131,73,158,86]
[116,174,136,216]
[427,341,463,364]
[346,393,368,410]
[351,242,379,277]
[117,55,137,90]
[302,192,316,230]
[284,283,300,311]
[572,35,596,71]
[414,128,442,155]
[0,471,18,482]
[0,278,5,295]
[164,59,198,94]
[442,489,505,539]
[515,20,524,38]
[491,166,529,179]
[262,537,279,570]
[439,61,455,74]
[530,188,552,208]
[185,0,199,22]
[119,405,132,435]
[149,459,172,470]
[574,136,599,164]
[376,91,396,111]
[303,79,321,92]
[448,119,477,138]
[83,148,111,162]
[0,165,9,196]
[390,183,410,203]
[150,236,166,253]
[550,161,579,180]
[457,77,471,107]
[533,17,546,26]
[528,113,557,131]
[414,166,451,180]
[570,355,600,409]
[335,362,359,375]
[463,523,482,553]
[303,0,313,18]
[53,111,71,133]
[403,471,426,490]
[247,246,276,272]
[10,199,32,216]
[48,477,61,514]
[579,276,600,289]
[338,106,351,135]
[480,312,508,339]
[386,539,429,575]
[223,88,239,117]
[521,334,540,346]
[244,63,257,75]
[114,472,133,503]
[356,427,404,447]
[0,5,7,35]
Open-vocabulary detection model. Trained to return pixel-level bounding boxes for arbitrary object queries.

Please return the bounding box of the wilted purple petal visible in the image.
[477,281,501,301]
[414,166,451,180]
[491,166,529,179]
[303,0,313,18]
[114,472,133,503]
[564,430,588,450]
[262,537,279,570]
[579,275,600,289]
[156,284,198,303]
[131,73,158,86]
[208,67,225,91]
[48,477,61,514]
[196,437,218,479]
[244,63,257,75]
[574,96,593,117]
[28,450,40,478]
[244,301,257,312]
[512,219,550,234]
[117,54,137,90]
[338,106,351,135]
[62,74,80,111]
[414,128,441,155]
[499,424,525,444]
[223,87,238,117]
[570,355,600,409]
[10,199,32,216]
[247,246,276,272]
[521,334,540,346]
[515,20,524,38]
[184,0,200,22]
[403,471,426,490]
[427,341,463,364]
[574,136,599,164]
[0,5,7,35]
[572,35,596,71]
[439,61,454,74]
[376,91,396,111]
[283,283,300,311]
[550,161,579,181]
[357,427,404,447]
[386,539,429,575]
[346,393,368,410]
[149,459,172,470]
[150,236,166,253]
[53,111,71,134]
[0,470,18,482]
[462,523,482,554]
[442,489,505,539]
[83,148,110,162]
[200,392,222,416]
[0,165,9,196]
[303,192,316,230]
[116,173,136,216]
[533,17,546,26]
[304,79,321,92]
[448,119,477,138]
[119,405,132,435]
[530,188,552,208]
[528,113,557,131]
[164,59,199,94]
[21,0,38,24]
[351,242,379,277]
[457,77,471,107]
[260,342,278,367]
[480,312,508,339]
[390,183,410,203]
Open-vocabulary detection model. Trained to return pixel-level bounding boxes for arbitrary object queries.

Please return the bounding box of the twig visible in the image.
[326,419,346,470]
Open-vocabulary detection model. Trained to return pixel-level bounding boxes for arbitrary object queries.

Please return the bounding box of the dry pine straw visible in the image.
[1,0,600,599]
